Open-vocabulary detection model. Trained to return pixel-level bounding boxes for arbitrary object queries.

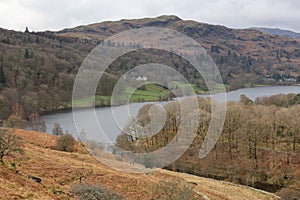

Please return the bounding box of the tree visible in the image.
[24,49,30,59]
[0,129,23,163]
[0,95,11,120]
[0,64,6,86]
[55,133,75,152]
[6,114,25,128]
[35,35,40,44]
[52,122,63,136]
[29,112,46,132]
[24,26,29,33]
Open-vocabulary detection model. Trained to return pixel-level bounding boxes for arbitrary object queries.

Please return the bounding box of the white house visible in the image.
[136,75,147,81]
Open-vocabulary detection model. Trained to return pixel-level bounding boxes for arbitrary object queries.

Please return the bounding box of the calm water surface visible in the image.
[42,86,300,143]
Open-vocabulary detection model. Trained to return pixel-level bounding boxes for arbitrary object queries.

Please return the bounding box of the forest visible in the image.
[116,93,300,199]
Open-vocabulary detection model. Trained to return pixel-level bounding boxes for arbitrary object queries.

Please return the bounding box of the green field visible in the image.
[128,83,170,102]
[72,82,224,108]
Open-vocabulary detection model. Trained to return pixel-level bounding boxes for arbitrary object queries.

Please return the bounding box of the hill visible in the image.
[0,15,300,121]
[251,27,300,39]
[57,15,300,87]
[0,128,280,200]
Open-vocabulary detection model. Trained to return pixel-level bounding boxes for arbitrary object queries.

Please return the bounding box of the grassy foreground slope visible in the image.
[0,129,280,200]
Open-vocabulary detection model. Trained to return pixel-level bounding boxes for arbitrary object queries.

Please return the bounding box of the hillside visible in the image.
[251,27,300,39]
[0,129,280,200]
[0,28,93,120]
[57,15,300,87]
[1,15,300,121]
[116,94,300,199]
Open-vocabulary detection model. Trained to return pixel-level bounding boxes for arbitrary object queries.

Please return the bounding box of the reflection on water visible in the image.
[43,102,165,143]
[42,86,300,143]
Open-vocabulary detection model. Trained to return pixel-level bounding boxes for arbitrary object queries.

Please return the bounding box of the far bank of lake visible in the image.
[41,86,300,143]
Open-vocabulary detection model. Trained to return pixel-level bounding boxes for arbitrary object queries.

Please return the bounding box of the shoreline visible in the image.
[40,84,300,116]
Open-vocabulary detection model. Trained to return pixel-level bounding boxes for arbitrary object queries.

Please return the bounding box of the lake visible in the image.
[42,86,300,143]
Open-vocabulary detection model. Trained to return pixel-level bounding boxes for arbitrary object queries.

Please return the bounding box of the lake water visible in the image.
[42,86,300,143]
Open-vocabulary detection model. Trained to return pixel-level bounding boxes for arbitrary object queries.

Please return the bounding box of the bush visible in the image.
[277,188,300,200]
[71,183,124,200]
[152,181,199,200]
[55,133,75,152]
[143,154,159,168]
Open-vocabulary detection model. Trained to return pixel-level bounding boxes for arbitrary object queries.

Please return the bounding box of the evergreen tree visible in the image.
[25,26,29,33]
[24,49,30,59]
[0,61,6,86]
[35,36,40,44]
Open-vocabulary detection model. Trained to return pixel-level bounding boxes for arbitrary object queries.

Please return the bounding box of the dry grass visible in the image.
[0,129,281,200]
[156,169,281,200]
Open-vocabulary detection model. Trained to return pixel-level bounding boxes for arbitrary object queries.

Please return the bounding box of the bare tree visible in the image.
[52,122,63,136]
[5,114,25,128]
[0,128,23,163]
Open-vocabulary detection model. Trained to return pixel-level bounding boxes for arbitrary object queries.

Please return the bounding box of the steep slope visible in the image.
[0,129,280,200]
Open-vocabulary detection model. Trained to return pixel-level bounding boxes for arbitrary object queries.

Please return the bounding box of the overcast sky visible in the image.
[1,0,300,32]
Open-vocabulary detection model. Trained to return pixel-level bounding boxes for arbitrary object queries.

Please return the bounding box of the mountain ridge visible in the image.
[251,27,300,39]
[54,15,300,89]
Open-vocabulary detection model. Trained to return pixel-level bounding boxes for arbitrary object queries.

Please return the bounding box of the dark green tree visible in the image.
[24,49,30,59]
[24,26,29,33]
[0,63,6,86]
[35,36,40,44]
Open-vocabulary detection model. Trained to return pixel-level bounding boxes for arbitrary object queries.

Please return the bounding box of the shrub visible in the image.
[71,183,124,200]
[143,154,159,168]
[152,180,199,200]
[55,133,75,152]
[277,188,300,200]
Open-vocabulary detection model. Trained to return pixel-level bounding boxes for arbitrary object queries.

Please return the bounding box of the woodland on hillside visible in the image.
[116,93,300,199]
[1,15,300,123]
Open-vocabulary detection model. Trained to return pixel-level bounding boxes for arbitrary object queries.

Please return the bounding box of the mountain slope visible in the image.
[56,15,300,88]
[251,27,300,39]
